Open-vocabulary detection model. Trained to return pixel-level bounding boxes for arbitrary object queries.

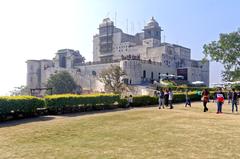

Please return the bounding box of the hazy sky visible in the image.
[0,0,239,95]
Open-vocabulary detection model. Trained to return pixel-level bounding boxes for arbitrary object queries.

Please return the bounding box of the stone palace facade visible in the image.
[27,17,209,92]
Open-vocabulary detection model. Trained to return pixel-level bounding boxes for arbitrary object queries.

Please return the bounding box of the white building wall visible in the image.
[26,60,41,88]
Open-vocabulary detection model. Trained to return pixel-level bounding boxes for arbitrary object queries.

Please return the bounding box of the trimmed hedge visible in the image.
[160,86,217,92]
[0,96,45,121]
[45,94,120,113]
[174,92,201,103]
[132,96,158,107]
[0,92,203,122]
[132,92,201,107]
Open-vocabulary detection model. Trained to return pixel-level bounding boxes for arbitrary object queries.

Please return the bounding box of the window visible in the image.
[151,72,154,79]
[92,71,97,76]
[143,70,146,78]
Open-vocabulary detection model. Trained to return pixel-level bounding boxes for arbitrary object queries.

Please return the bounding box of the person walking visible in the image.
[164,89,169,107]
[168,88,174,109]
[185,90,191,107]
[158,89,165,109]
[232,89,238,113]
[215,88,225,114]
[127,95,133,108]
[227,90,232,104]
[201,89,209,112]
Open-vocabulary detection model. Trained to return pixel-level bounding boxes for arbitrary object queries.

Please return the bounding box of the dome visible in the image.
[146,17,159,27]
[102,18,111,24]
[99,18,114,27]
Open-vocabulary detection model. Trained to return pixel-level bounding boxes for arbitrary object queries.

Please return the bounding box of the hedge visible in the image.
[0,96,45,121]
[132,92,201,107]
[44,94,120,113]
[159,86,217,92]
[0,92,203,122]
[132,96,158,107]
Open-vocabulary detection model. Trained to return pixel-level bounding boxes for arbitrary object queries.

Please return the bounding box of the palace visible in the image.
[26,17,209,92]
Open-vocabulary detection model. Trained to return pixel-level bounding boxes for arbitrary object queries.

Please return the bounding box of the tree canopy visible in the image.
[98,65,127,94]
[203,29,240,81]
[9,85,29,96]
[47,71,77,94]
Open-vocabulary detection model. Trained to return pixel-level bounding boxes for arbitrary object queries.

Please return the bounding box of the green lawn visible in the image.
[1,102,240,159]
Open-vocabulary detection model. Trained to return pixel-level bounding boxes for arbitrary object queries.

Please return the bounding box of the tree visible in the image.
[75,52,86,64]
[9,85,30,96]
[99,65,127,94]
[47,71,77,94]
[203,29,240,81]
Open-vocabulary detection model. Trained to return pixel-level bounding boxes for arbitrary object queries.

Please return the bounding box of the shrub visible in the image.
[174,92,201,103]
[132,96,158,107]
[45,94,120,113]
[118,98,128,108]
[0,96,45,121]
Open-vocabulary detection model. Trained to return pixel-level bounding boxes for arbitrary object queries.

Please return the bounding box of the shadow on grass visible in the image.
[59,107,135,118]
[0,116,56,128]
[0,107,141,128]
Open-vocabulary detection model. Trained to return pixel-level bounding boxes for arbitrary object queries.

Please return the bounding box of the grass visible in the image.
[1,102,240,159]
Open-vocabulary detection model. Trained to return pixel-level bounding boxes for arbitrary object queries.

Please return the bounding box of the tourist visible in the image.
[232,89,238,113]
[168,88,174,109]
[127,95,133,108]
[227,90,232,104]
[215,88,225,114]
[201,89,209,112]
[185,89,191,107]
[158,89,165,109]
[164,89,169,107]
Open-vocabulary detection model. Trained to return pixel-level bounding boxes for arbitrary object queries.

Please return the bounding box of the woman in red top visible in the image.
[215,88,225,114]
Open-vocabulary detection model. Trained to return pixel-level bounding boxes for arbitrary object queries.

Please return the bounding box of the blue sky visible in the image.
[0,0,239,95]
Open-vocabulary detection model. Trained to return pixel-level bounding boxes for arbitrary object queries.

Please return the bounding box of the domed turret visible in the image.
[146,17,159,28]
[143,17,162,41]
[99,18,114,27]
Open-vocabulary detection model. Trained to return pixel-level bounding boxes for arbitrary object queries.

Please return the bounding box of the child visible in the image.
[185,90,191,107]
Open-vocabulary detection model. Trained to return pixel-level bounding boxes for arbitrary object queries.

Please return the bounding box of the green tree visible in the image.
[99,65,127,94]
[9,85,30,96]
[203,29,240,81]
[47,71,77,94]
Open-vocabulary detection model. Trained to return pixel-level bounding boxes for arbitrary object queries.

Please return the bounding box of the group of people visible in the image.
[156,87,239,114]
[157,88,174,109]
[202,88,238,114]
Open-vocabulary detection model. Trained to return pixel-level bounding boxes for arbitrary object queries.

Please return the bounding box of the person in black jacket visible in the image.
[164,89,169,107]
[232,89,238,113]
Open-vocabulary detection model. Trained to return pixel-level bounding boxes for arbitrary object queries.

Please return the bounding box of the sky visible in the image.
[0,0,239,95]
